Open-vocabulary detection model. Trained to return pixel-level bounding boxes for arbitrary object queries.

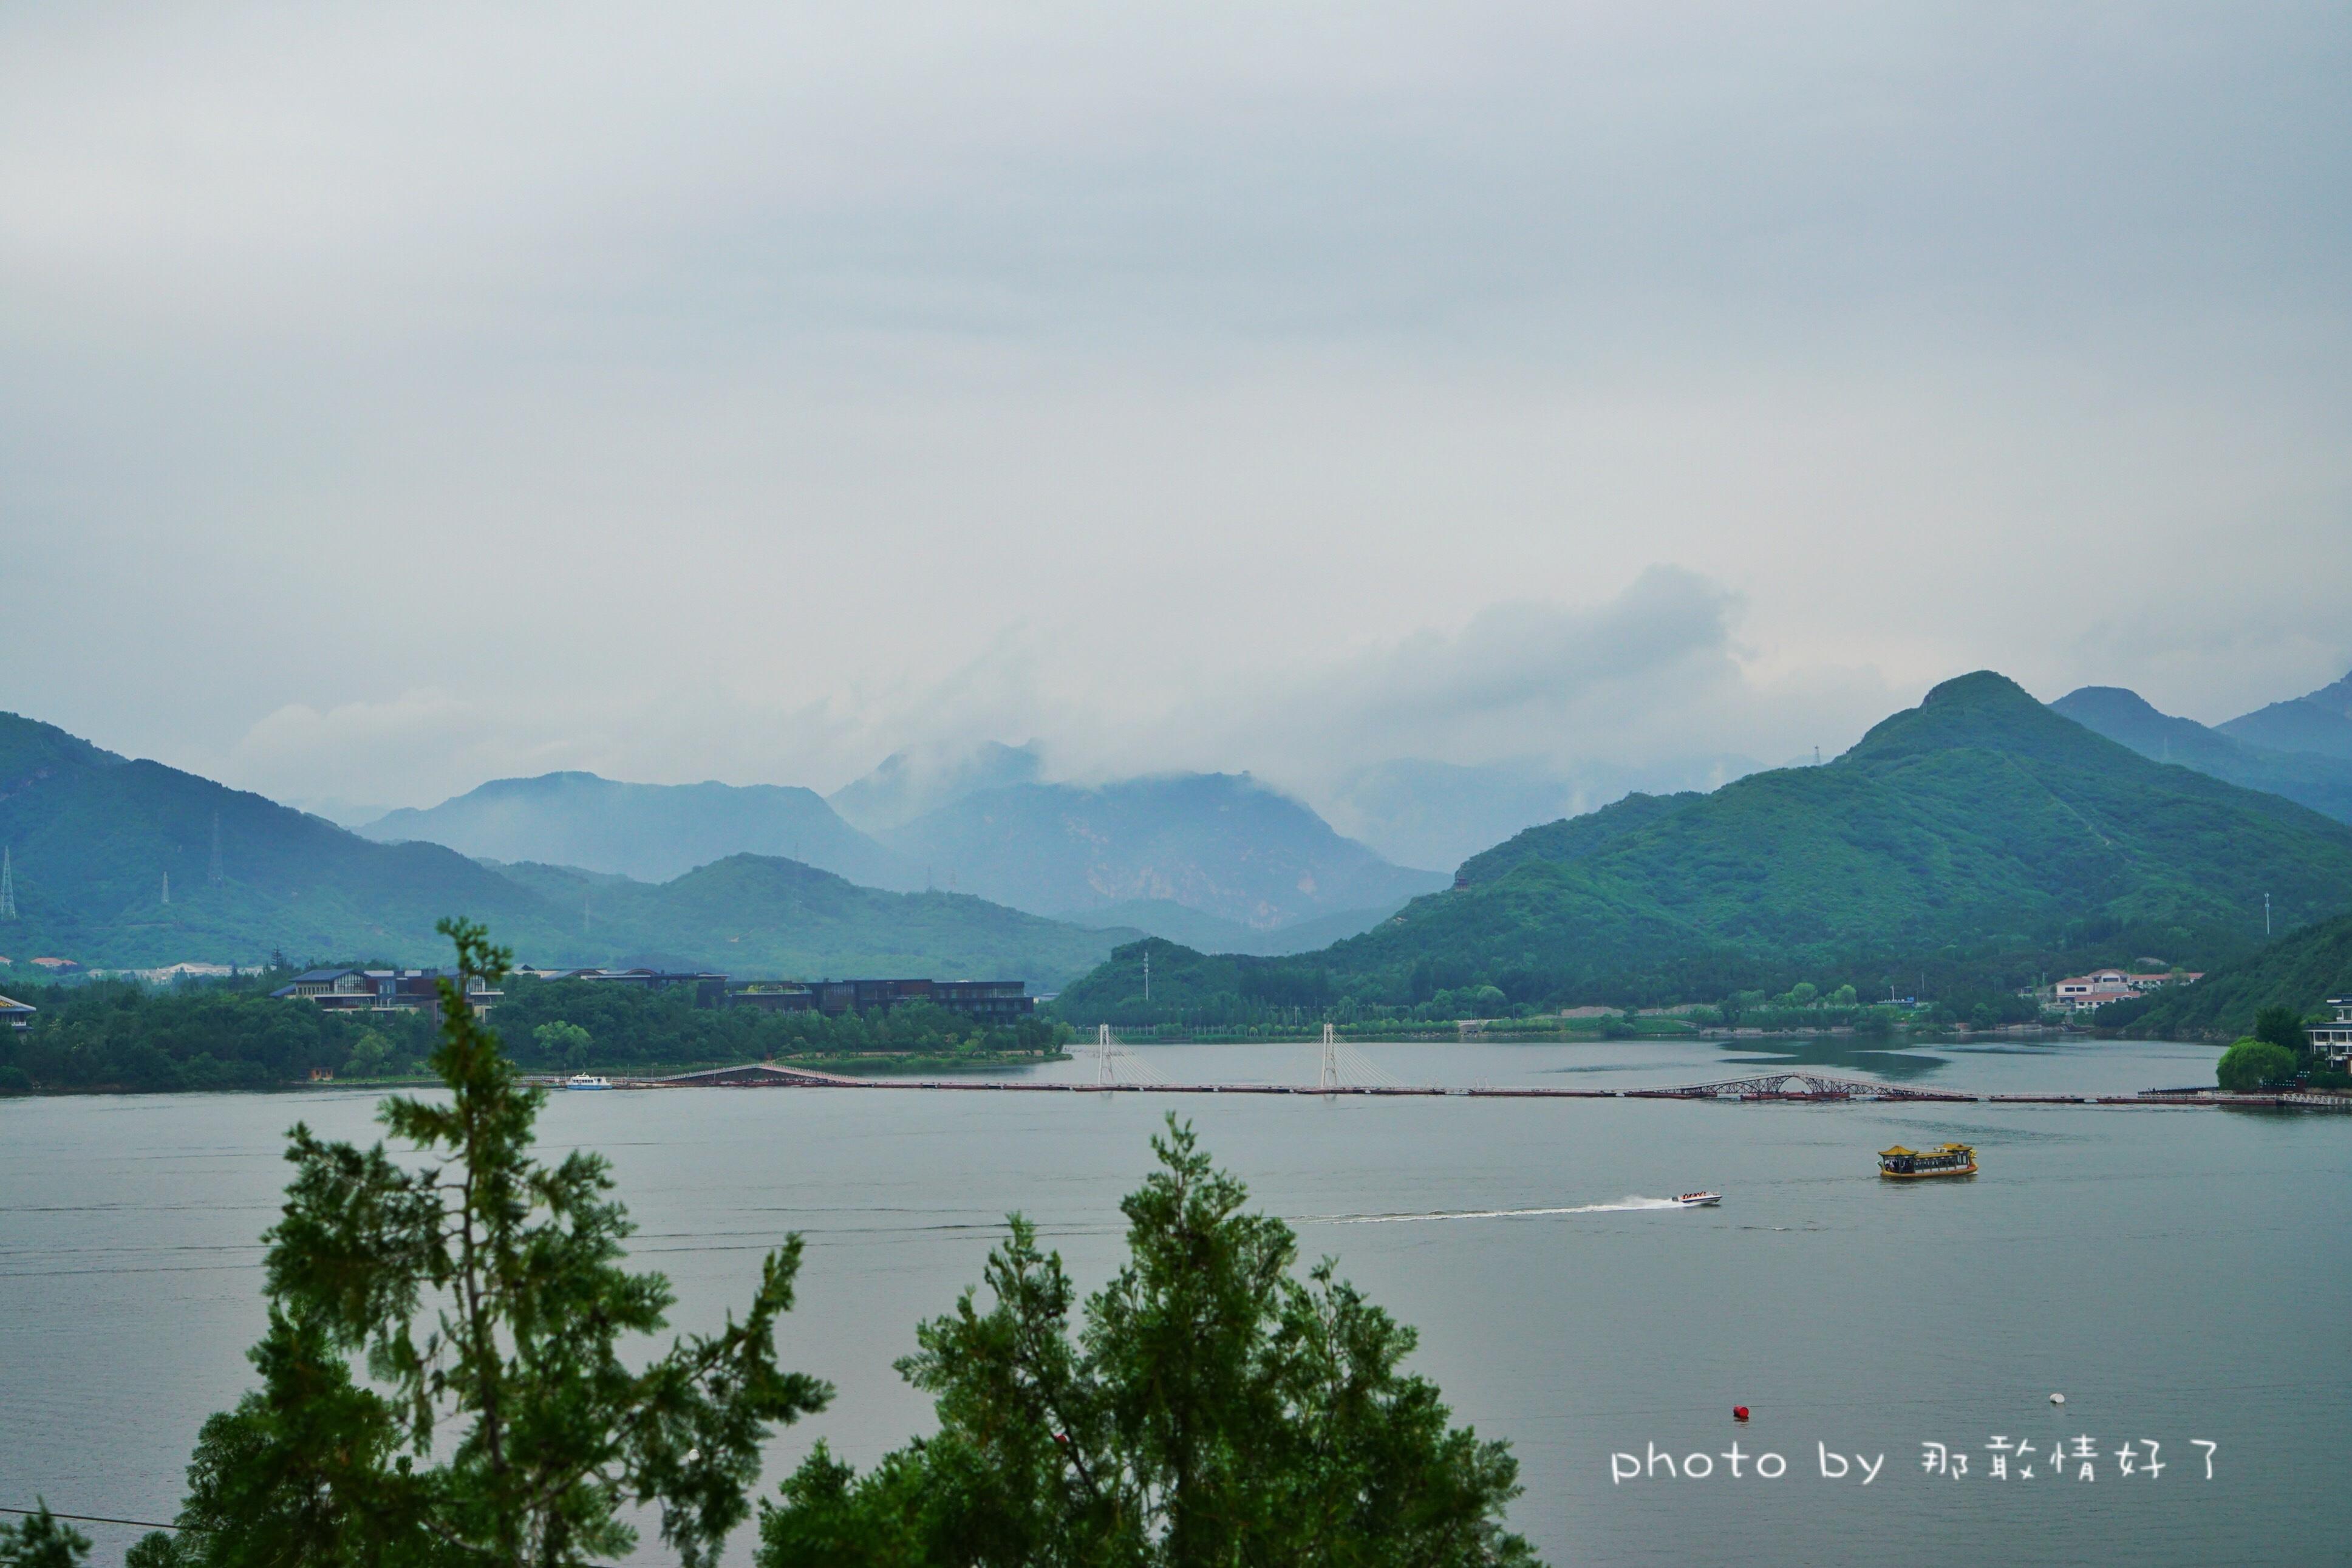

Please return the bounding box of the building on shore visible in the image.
[272,967,501,1020]
[2049,968,2202,1014]
[2311,998,2352,1072]
[0,993,33,1030]
[779,978,1034,1021]
[513,967,1034,1021]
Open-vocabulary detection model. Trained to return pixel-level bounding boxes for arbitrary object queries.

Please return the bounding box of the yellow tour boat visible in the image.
[1878,1143,1976,1179]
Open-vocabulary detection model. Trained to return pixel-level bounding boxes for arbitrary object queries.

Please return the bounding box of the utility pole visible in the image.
[1144,949,1151,1002]
[208,811,225,884]
[162,871,170,905]
[2265,892,2272,937]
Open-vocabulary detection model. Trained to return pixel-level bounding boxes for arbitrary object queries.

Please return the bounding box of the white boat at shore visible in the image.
[564,1073,615,1091]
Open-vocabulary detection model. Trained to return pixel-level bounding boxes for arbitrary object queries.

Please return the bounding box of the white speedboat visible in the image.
[564,1073,614,1091]
[1674,1191,1721,1207]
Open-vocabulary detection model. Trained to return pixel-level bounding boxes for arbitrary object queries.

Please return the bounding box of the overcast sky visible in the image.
[5,2,2348,814]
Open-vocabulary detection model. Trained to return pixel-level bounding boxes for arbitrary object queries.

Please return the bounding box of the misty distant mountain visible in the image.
[361,772,919,888]
[881,773,1449,930]
[1062,896,1413,956]
[1323,755,1756,871]
[829,741,1045,834]
[2218,669,2352,761]
[2051,686,2352,823]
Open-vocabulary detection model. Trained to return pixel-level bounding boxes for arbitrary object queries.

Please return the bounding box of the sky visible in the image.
[5,1,2349,819]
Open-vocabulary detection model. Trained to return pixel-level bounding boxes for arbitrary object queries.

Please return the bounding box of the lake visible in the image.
[4,1034,2347,1565]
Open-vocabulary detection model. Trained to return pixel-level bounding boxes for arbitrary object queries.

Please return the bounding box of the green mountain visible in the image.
[2050,686,2352,824]
[2103,913,2352,1040]
[1053,673,2352,1023]
[0,712,1131,988]
[0,711,573,969]
[362,771,918,888]
[1456,790,1705,885]
[496,856,1128,989]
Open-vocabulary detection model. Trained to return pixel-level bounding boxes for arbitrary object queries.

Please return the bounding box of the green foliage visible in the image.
[0,973,1069,1094]
[534,1018,596,1070]
[0,976,435,1092]
[2252,1004,2311,1057]
[1058,674,2352,1024]
[124,1533,186,1568]
[0,1502,92,1568]
[2216,1038,2300,1092]
[159,919,831,1567]
[493,978,1071,1069]
[755,1118,1541,1568]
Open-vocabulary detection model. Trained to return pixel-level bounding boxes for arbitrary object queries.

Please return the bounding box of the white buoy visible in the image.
[2050,1392,2065,1405]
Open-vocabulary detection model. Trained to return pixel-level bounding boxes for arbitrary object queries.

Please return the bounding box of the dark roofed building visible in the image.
[273,967,500,1021]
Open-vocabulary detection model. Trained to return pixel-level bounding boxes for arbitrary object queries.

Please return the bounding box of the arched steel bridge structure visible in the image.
[1622,1071,1975,1103]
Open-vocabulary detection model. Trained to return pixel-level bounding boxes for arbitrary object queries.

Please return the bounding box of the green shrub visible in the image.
[2216,1037,2300,1092]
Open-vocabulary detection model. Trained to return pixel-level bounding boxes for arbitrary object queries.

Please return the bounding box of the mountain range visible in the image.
[363,758,1445,946]
[361,772,921,888]
[1055,672,2352,1021]
[2214,669,2352,761]
[0,712,1125,987]
[874,773,1447,928]
[2050,686,2352,825]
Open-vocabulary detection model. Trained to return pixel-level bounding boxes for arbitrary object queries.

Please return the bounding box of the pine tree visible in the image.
[138,918,828,1568]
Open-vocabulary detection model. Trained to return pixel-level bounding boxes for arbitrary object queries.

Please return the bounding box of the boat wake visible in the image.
[1318,1196,1688,1224]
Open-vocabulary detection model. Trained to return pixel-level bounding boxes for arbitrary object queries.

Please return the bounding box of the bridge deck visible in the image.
[526,1067,2350,1109]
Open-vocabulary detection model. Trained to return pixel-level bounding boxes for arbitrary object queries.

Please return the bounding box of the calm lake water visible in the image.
[5,1034,2348,1566]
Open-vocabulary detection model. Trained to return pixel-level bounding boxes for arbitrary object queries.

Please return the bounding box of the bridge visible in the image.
[1622,1071,1977,1103]
[573,1031,1979,1102]
[537,1029,2334,1109]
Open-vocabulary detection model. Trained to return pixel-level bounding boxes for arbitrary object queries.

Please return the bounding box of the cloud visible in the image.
[2,4,2347,798]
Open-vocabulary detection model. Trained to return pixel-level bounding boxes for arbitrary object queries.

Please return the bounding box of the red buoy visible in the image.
[1733,1406,1750,1421]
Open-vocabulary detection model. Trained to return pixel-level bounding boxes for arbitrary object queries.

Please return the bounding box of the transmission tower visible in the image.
[1,844,15,919]
[1319,1021,1338,1091]
[162,871,171,906]
[208,811,225,884]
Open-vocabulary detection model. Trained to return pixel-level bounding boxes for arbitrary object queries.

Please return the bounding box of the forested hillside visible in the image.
[2098,914,2352,1040]
[0,711,571,968]
[1054,673,2352,1026]
[498,855,1128,988]
[2051,686,2352,823]
[0,711,1131,986]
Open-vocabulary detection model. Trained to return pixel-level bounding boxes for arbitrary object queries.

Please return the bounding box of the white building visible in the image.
[2311,998,2352,1072]
[2049,968,2202,1014]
